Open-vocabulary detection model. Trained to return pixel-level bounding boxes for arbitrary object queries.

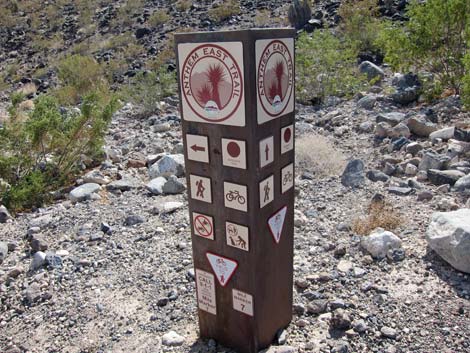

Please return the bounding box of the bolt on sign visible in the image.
[176,29,295,353]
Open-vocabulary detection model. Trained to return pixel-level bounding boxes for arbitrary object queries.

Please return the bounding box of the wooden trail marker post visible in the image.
[175,29,296,353]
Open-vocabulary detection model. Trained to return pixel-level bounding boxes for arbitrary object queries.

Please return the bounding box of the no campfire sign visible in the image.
[176,29,295,353]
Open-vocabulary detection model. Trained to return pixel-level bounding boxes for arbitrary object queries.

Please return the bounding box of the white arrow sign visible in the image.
[268,206,287,244]
[206,252,238,287]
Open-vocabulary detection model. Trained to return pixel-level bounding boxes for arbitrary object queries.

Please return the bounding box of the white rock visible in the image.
[405,163,418,176]
[30,251,46,271]
[361,228,402,259]
[161,331,185,346]
[264,346,297,353]
[426,209,470,273]
[83,170,111,185]
[69,183,101,203]
[149,154,185,179]
[429,127,455,141]
[146,177,167,195]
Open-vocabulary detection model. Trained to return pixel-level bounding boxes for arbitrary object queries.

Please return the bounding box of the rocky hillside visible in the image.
[1,1,470,353]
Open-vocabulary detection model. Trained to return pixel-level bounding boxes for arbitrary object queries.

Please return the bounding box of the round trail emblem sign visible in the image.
[257,39,294,118]
[181,43,243,123]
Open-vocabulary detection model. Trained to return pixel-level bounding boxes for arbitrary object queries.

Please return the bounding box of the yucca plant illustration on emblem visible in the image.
[196,63,227,116]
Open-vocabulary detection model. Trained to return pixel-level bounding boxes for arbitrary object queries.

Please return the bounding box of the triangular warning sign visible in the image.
[206,252,238,287]
[268,206,287,244]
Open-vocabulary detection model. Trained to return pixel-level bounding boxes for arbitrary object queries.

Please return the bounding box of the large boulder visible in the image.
[69,183,101,203]
[406,115,437,137]
[0,241,8,264]
[376,112,406,127]
[341,159,365,188]
[454,174,470,192]
[418,151,450,171]
[149,154,185,179]
[426,209,470,273]
[427,169,465,186]
[0,205,12,223]
[359,61,384,81]
[361,228,402,259]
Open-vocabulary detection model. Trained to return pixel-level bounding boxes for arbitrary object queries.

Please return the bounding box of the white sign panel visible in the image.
[259,136,274,168]
[268,206,287,244]
[256,38,295,124]
[281,163,294,194]
[186,134,209,163]
[259,175,274,208]
[226,222,249,252]
[206,252,238,287]
[232,289,254,316]
[224,181,248,212]
[193,212,214,240]
[178,42,245,126]
[190,174,212,203]
[222,138,247,169]
[196,269,217,315]
[281,124,294,154]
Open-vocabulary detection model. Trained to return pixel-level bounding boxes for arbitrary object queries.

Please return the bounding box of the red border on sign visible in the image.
[267,205,288,244]
[193,213,214,238]
[181,43,244,123]
[206,251,239,287]
[257,40,294,118]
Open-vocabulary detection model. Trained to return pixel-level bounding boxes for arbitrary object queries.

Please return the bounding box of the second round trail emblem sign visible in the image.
[256,38,294,124]
[178,42,245,126]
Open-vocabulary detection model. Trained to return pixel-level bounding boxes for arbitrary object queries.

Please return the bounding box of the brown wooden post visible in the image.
[175,28,296,353]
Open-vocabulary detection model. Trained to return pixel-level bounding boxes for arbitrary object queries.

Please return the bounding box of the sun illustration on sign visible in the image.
[192,63,231,117]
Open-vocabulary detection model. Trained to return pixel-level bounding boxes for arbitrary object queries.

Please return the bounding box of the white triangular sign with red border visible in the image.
[268,206,287,244]
[206,252,238,287]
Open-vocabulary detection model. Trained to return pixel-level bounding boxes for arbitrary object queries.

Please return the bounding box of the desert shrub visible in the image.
[254,9,289,27]
[296,30,368,103]
[352,200,403,235]
[463,55,470,108]
[0,93,119,211]
[377,0,470,100]
[208,0,240,22]
[176,0,191,12]
[56,54,109,105]
[148,9,170,27]
[296,132,347,177]
[121,67,176,117]
[338,0,384,54]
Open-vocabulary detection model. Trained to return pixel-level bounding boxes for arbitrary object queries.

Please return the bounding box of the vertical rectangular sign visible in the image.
[176,29,296,353]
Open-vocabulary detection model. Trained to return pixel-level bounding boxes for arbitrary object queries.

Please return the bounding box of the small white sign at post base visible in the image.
[232,289,254,316]
[196,269,217,315]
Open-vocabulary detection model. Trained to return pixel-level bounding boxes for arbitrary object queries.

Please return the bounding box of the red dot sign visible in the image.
[227,142,241,158]
[284,127,292,143]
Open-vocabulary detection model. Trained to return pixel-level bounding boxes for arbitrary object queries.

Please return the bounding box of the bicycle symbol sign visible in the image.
[224,182,248,212]
[281,163,294,194]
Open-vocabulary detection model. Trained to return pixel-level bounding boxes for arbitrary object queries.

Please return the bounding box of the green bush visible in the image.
[0,93,119,211]
[122,67,176,117]
[56,54,109,105]
[148,9,170,27]
[377,0,470,101]
[338,0,384,54]
[296,30,368,104]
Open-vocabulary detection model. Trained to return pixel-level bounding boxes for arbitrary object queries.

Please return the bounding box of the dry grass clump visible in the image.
[208,0,240,22]
[176,0,192,12]
[148,9,170,27]
[352,200,403,236]
[296,132,347,177]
